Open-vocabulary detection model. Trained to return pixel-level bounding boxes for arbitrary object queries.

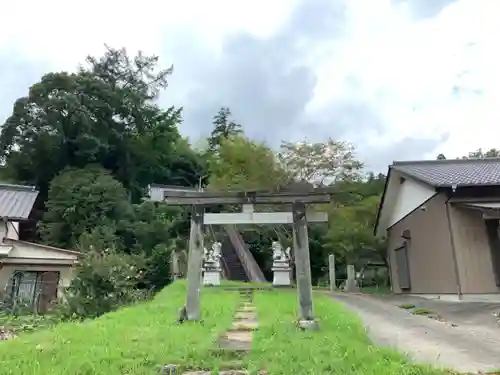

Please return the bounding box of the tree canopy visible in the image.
[207,107,243,154]
[0,46,203,204]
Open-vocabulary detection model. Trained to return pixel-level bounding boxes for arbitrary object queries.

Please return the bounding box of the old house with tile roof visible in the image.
[0,183,80,312]
[375,158,500,301]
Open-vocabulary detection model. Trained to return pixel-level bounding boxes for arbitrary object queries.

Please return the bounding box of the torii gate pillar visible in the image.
[185,205,205,321]
[292,201,318,330]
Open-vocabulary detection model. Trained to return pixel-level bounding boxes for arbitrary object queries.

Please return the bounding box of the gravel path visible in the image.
[330,293,500,374]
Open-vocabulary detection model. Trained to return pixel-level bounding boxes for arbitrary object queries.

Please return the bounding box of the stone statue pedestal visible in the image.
[272,261,291,287]
[271,241,292,287]
[203,242,222,286]
[203,261,221,286]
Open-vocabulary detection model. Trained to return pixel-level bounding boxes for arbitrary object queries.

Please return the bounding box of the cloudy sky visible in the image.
[0,0,498,172]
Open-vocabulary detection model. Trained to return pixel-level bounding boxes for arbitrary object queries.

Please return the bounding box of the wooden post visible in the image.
[328,254,336,292]
[185,205,205,321]
[292,201,318,330]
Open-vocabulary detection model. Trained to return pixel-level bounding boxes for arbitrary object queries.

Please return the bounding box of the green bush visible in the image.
[63,249,150,319]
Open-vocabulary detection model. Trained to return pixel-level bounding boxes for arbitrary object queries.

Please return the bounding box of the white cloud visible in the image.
[312,0,500,159]
[1,0,499,162]
[0,0,294,69]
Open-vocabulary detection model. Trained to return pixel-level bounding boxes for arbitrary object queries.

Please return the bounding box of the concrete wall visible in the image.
[388,193,458,294]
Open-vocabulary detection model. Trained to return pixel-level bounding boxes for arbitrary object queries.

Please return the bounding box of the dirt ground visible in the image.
[329,292,500,374]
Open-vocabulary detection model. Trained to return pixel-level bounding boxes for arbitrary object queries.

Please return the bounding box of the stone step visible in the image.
[160,366,250,375]
[181,371,248,375]
[236,305,256,313]
[231,320,258,331]
[234,311,256,320]
[218,329,253,352]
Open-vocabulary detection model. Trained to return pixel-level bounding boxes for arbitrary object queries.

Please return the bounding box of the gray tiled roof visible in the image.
[0,183,39,219]
[391,158,500,187]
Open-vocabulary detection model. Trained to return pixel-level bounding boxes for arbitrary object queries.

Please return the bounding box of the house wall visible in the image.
[0,221,19,242]
[0,264,76,297]
[388,176,436,228]
[448,204,498,293]
[388,193,458,294]
[0,241,79,299]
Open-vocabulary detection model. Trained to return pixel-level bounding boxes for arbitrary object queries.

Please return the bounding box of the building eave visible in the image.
[373,166,392,237]
[3,239,82,256]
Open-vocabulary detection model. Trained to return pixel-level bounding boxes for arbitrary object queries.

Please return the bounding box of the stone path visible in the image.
[217,289,257,354]
[179,288,259,375]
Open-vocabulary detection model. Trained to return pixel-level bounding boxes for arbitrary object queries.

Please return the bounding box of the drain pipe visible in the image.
[445,186,463,301]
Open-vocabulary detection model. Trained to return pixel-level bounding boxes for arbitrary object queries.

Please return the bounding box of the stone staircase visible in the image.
[221,238,249,282]
[222,225,267,283]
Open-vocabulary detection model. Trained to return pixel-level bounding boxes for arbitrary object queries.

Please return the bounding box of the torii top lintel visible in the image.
[161,188,335,206]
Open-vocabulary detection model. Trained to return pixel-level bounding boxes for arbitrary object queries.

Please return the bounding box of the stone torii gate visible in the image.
[151,186,333,330]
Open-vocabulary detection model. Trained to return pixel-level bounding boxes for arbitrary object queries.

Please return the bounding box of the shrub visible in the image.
[63,249,150,319]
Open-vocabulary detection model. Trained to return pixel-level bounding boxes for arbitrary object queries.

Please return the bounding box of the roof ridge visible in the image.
[392,158,500,166]
[0,183,37,192]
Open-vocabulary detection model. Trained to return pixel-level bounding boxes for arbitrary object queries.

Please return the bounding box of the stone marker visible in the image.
[344,264,360,293]
[171,251,180,281]
[328,254,336,292]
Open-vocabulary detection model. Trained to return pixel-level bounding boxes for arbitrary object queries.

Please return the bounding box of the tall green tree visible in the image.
[0,46,203,204]
[438,147,500,160]
[39,166,130,249]
[466,148,500,158]
[278,138,363,186]
[436,153,447,160]
[207,107,243,154]
[206,135,290,276]
[208,135,289,192]
[325,174,387,268]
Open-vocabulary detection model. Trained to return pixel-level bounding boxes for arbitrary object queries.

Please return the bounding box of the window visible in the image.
[9,271,60,312]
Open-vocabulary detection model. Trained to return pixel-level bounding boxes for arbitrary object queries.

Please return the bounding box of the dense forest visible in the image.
[0,47,491,317]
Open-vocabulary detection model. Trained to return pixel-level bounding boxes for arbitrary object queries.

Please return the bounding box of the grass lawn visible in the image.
[0,281,240,375]
[246,290,452,375]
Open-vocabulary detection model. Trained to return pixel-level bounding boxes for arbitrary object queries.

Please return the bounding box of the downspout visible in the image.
[386,243,393,291]
[2,218,8,243]
[445,187,463,301]
[0,219,7,291]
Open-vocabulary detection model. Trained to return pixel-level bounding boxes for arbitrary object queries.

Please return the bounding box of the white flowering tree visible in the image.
[278,138,363,186]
